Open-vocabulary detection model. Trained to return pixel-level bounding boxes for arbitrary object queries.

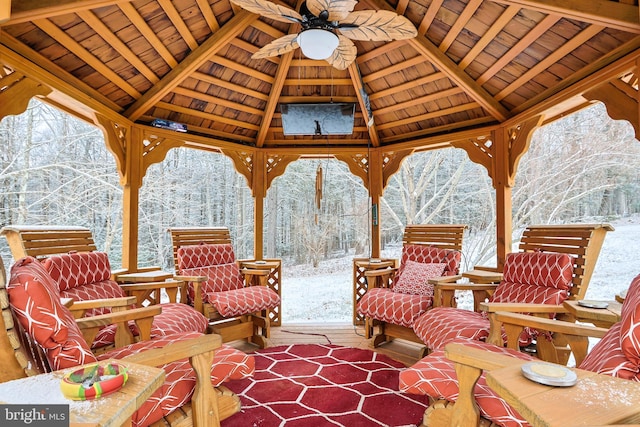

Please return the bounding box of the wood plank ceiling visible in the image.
[1,0,640,154]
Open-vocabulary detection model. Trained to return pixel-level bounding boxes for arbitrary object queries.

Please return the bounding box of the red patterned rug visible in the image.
[221,344,429,427]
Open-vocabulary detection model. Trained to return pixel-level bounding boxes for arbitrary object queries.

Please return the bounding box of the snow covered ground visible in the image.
[282,218,640,324]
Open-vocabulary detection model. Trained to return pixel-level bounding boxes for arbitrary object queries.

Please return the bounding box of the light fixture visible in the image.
[297,29,339,60]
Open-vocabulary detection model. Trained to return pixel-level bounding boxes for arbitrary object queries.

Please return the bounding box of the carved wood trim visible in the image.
[0,71,51,120]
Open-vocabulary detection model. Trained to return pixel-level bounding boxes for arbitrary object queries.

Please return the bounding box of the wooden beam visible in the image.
[2,0,130,26]
[0,0,10,24]
[348,61,380,146]
[492,0,640,34]
[123,10,258,121]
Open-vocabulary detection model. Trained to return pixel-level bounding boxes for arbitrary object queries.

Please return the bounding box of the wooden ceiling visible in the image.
[2,0,640,154]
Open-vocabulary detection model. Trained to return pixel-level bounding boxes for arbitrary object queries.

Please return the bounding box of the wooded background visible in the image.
[1,100,639,271]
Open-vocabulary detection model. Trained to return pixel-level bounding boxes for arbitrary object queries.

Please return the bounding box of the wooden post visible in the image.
[121,126,144,272]
[252,151,266,260]
[0,0,10,24]
[492,126,512,269]
[368,149,383,257]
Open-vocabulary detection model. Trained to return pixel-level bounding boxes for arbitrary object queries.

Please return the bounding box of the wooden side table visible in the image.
[563,300,622,328]
[239,259,282,326]
[486,361,640,426]
[0,360,165,427]
[352,258,396,325]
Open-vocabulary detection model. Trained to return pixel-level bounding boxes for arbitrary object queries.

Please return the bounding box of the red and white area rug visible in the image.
[221,344,430,427]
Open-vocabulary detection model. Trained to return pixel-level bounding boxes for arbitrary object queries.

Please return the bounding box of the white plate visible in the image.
[369,259,381,263]
[254,260,266,264]
[578,300,609,309]
[521,362,577,387]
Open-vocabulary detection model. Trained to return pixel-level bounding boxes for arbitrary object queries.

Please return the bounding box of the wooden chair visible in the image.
[1,225,209,351]
[1,255,251,427]
[399,271,640,427]
[168,226,281,348]
[356,224,467,349]
[413,223,614,355]
[0,225,184,306]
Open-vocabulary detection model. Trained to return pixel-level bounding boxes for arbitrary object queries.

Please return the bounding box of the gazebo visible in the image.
[1,0,638,273]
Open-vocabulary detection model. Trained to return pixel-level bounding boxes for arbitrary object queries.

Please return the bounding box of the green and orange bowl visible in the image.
[60,362,128,401]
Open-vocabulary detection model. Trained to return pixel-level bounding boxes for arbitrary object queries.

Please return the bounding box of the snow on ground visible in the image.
[282,218,640,324]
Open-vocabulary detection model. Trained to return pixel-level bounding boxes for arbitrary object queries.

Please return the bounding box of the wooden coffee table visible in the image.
[486,361,640,426]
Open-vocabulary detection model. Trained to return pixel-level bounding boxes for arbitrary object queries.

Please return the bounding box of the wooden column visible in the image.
[252,151,266,260]
[493,126,512,269]
[368,149,384,257]
[121,126,144,272]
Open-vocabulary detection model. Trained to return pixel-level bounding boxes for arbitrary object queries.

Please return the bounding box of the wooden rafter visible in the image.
[157,0,197,50]
[376,102,481,130]
[2,0,130,26]
[155,101,260,132]
[173,86,264,116]
[439,0,483,52]
[123,10,258,121]
[368,72,445,101]
[195,0,220,32]
[492,0,640,33]
[192,71,269,101]
[375,87,465,117]
[348,61,379,146]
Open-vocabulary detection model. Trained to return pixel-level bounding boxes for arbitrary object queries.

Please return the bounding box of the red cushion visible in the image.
[392,261,446,296]
[357,287,432,328]
[211,286,281,317]
[177,243,236,269]
[414,308,492,350]
[620,274,640,369]
[399,339,533,427]
[7,257,97,370]
[397,244,461,280]
[44,252,112,291]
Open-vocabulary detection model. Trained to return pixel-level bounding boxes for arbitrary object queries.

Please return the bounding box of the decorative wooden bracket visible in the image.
[0,71,51,120]
[222,149,299,196]
[506,115,544,187]
[335,149,412,192]
[452,135,494,183]
[584,68,640,140]
[96,114,130,182]
[335,153,369,189]
[141,127,185,177]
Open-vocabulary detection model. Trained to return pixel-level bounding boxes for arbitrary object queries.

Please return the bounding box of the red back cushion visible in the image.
[620,274,640,369]
[177,243,244,293]
[44,251,113,291]
[7,257,97,371]
[397,244,461,282]
[491,252,574,304]
[393,261,447,296]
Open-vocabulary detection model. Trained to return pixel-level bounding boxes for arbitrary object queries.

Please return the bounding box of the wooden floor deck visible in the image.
[233,323,425,366]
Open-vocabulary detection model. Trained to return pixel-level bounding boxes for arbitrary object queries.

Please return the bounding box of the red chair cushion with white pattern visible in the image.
[212,286,282,317]
[580,274,640,380]
[177,243,280,317]
[414,251,574,350]
[357,287,433,328]
[396,244,461,283]
[43,252,209,349]
[392,261,447,296]
[7,256,98,370]
[399,339,534,427]
[99,333,255,427]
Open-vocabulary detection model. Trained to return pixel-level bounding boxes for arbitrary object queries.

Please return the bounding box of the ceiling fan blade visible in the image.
[306,0,357,21]
[252,34,300,59]
[338,10,417,41]
[230,0,302,24]
[324,35,357,70]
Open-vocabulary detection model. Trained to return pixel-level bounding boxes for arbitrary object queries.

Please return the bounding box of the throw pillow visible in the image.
[393,261,447,296]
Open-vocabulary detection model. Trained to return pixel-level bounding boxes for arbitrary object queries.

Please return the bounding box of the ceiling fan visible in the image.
[230,0,417,70]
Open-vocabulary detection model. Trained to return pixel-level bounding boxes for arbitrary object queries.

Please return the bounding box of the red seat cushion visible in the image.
[212,286,282,317]
[414,251,574,350]
[357,287,433,328]
[399,339,534,427]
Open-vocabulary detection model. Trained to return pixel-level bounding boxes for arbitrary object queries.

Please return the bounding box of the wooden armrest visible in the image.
[240,268,270,277]
[472,266,500,273]
[428,274,461,285]
[123,334,222,365]
[77,305,162,348]
[173,275,207,282]
[434,282,498,291]
[445,342,518,371]
[364,268,397,277]
[69,296,136,318]
[492,311,609,338]
[70,296,136,310]
[119,280,182,291]
[479,302,567,314]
